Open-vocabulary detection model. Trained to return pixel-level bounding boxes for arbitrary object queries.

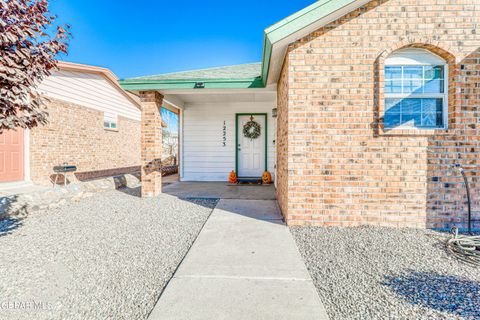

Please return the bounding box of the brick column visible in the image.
[139,91,163,197]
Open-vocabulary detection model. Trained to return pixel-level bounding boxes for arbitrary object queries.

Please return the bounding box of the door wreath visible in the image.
[243,116,261,140]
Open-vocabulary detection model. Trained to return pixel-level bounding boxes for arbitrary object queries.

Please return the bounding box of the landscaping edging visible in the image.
[0,173,141,220]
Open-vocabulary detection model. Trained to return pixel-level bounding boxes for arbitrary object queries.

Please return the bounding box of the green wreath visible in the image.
[243,120,261,140]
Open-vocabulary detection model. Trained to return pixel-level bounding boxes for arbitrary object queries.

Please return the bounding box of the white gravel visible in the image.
[291,226,480,320]
[0,188,217,320]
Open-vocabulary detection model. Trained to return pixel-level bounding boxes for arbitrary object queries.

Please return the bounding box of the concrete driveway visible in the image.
[148,197,328,320]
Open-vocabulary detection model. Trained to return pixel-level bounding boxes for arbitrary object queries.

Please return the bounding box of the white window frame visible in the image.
[103,114,118,131]
[385,49,448,130]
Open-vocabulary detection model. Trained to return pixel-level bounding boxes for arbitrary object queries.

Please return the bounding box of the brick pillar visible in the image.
[139,91,163,197]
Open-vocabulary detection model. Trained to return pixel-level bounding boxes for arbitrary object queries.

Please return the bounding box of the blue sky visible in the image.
[50,0,315,79]
[162,108,178,133]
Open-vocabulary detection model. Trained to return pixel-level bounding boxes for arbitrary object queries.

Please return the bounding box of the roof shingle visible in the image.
[124,62,261,82]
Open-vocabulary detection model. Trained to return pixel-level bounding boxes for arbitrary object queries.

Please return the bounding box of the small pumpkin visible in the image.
[262,171,272,184]
[229,170,238,184]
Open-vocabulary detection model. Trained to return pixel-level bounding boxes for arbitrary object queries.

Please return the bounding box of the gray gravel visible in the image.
[0,188,217,320]
[291,226,480,320]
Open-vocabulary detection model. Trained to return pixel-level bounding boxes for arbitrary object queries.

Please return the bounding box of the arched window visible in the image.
[384,48,448,129]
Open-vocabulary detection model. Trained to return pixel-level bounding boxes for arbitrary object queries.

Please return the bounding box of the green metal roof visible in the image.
[120,0,362,91]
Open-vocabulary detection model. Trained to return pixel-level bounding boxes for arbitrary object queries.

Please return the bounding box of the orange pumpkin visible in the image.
[229,170,238,184]
[262,171,272,184]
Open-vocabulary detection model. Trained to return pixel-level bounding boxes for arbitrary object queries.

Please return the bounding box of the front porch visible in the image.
[120,63,278,198]
[163,181,276,200]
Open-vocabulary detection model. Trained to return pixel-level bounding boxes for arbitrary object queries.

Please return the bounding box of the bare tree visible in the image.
[0,0,70,133]
[162,129,178,165]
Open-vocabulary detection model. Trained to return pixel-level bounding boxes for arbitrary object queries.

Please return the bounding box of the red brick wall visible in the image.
[277,58,290,219]
[30,98,140,185]
[139,91,163,197]
[277,0,480,228]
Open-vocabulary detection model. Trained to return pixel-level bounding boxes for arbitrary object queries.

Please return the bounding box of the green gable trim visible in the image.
[261,0,359,86]
[119,77,264,91]
[260,37,273,87]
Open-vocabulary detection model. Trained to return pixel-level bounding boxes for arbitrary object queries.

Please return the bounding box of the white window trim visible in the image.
[104,119,118,131]
[385,49,448,130]
[24,128,31,182]
[103,113,118,131]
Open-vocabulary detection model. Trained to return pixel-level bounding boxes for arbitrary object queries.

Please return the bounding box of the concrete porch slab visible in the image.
[148,199,328,320]
[213,198,282,220]
[163,182,276,200]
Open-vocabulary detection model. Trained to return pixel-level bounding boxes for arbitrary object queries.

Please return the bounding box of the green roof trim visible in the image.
[120,0,361,91]
[120,78,264,91]
[120,63,263,90]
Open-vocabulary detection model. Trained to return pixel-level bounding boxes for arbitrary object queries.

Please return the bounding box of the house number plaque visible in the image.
[222,121,227,147]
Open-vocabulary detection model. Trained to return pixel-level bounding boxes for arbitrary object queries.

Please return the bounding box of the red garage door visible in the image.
[0,129,24,183]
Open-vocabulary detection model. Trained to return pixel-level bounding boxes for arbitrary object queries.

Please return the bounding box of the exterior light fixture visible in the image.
[272,108,278,118]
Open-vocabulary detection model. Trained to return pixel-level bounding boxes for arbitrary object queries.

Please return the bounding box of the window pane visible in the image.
[436,98,444,113]
[403,79,423,94]
[384,61,446,129]
[385,99,402,128]
[385,99,402,111]
[436,112,444,127]
[402,99,421,114]
[384,113,401,127]
[422,112,437,127]
[104,121,109,128]
[424,79,444,93]
[385,66,402,79]
[385,80,402,94]
[404,66,423,79]
[424,66,444,80]
[402,99,422,127]
[422,99,444,127]
[384,98,444,129]
[402,67,422,93]
[111,122,117,129]
[423,99,437,114]
[403,113,421,126]
[421,111,443,128]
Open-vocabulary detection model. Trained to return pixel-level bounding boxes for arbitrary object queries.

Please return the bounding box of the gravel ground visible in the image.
[0,188,217,320]
[291,226,480,320]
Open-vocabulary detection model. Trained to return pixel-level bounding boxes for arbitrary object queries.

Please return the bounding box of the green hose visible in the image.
[446,228,480,266]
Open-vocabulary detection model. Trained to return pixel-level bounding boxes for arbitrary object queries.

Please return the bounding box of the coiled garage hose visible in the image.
[446,228,480,266]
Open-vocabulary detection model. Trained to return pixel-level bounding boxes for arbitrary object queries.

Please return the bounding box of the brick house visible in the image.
[122,0,480,229]
[0,62,142,186]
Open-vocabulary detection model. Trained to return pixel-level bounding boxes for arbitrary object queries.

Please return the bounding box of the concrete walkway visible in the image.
[148,199,328,320]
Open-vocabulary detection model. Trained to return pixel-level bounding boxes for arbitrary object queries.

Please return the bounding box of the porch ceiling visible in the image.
[130,88,277,110]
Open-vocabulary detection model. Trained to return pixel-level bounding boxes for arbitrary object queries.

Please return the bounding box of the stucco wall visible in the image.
[30,98,140,185]
[277,0,480,228]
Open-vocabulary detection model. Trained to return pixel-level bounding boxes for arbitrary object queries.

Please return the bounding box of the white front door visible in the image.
[237,114,266,178]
